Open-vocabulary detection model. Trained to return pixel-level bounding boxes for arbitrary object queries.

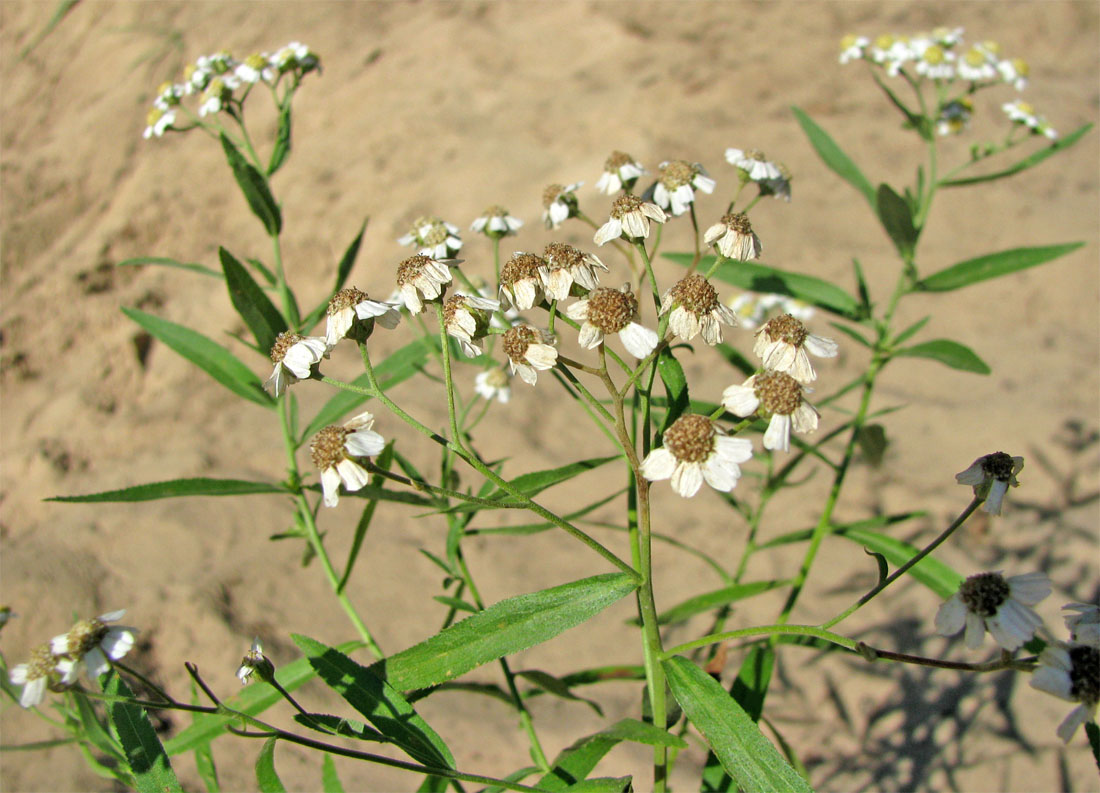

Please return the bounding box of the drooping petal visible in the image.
[671,461,704,498]
[335,459,370,493]
[640,448,677,482]
[321,467,343,507]
[721,383,760,417]
[963,611,987,649]
[619,323,658,358]
[763,413,792,452]
[1007,572,1052,606]
[577,322,604,350]
[935,594,967,637]
[345,429,386,458]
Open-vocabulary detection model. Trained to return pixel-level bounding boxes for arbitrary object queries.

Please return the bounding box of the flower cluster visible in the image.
[9,611,137,708]
[1029,602,1100,743]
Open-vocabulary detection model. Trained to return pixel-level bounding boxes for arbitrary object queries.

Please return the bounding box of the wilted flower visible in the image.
[398,216,463,259]
[703,213,762,261]
[266,332,328,397]
[9,644,71,708]
[51,610,137,680]
[566,285,659,359]
[1030,642,1100,742]
[502,325,558,385]
[475,367,512,403]
[311,411,386,507]
[499,252,546,311]
[470,206,523,239]
[542,182,583,229]
[395,253,458,314]
[955,451,1024,515]
[640,414,753,498]
[540,242,608,301]
[659,274,737,345]
[593,194,667,246]
[935,571,1051,651]
[753,314,837,384]
[645,160,715,216]
[1062,603,1100,648]
[237,638,275,685]
[595,151,647,195]
[325,287,400,347]
[759,162,792,202]
[724,148,782,182]
[443,294,499,357]
[722,371,819,452]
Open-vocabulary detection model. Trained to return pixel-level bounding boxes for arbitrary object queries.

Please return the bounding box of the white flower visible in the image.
[235,53,276,85]
[593,194,667,246]
[311,412,386,508]
[398,216,463,259]
[9,644,70,708]
[646,160,714,217]
[325,287,400,348]
[722,371,819,453]
[955,452,1024,515]
[724,148,782,182]
[838,34,869,64]
[51,610,137,680]
[759,162,792,202]
[470,205,523,238]
[914,44,955,81]
[443,294,499,357]
[659,274,737,345]
[1002,99,1058,139]
[566,285,658,359]
[143,106,176,139]
[753,314,837,384]
[274,41,320,74]
[1063,603,1100,648]
[502,325,558,385]
[997,57,1030,91]
[499,252,546,311]
[237,638,274,684]
[1029,641,1099,742]
[957,46,998,82]
[703,212,762,261]
[395,253,459,314]
[198,77,231,117]
[936,98,973,136]
[265,332,328,397]
[542,182,583,229]
[540,242,608,301]
[595,150,647,194]
[935,571,1051,651]
[475,367,512,403]
[641,414,753,498]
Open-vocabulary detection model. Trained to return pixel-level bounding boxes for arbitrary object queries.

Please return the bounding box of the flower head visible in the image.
[236,52,277,85]
[957,46,998,82]
[9,644,70,708]
[914,43,955,80]
[1062,603,1100,648]
[443,294,499,357]
[542,182,583,229]
[143,106,177,139]
[470,206,523,239]
[753,314,837,384]
[955,451,1024,515]
[1002,99,1058,140]
[1030,642,1100,742]
[502,325,558,385]
[759,161,792,202]
[398,216,463,259]
[997,56,1029,91]
[839,34,870,64]
[645,160,714,217]
[540,242,608,301]
[237,638,276,685]
[593,194,667,246]
[936,97,974,136]
[395,253,458,314]
[935,571,1051,651]
[659,274,737,345]
[722,371,819,452]
[311,412,386,507]
[595,151,647,195]
[325,287,400,347]
[51,610,137,680]
[475,366,512,403]
[498,252,546,311]
[566,285,658,359]
[266,332,328,397]
[725,148,782,182]
[703,213,762,261]
[641,414,753,498]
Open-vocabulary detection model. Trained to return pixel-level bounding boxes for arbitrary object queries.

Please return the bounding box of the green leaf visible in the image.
[103,672,183,793]
[895,339,990,374]
[1086,721,1100,771]
[49,477,287,503]
[851,258,871,313]
[636,580,787,626]
[856,424,888,467]
[599,718,687,749]
[536,732,617,791]
[876,184,918,258]
[372,574,638,692]
[255,738,286,793]
[121,307,275,407]
[839,526,963,599]
[193,735,220,792]
[220,133,282,235]
[828,322,872,349]
[75,689,127,763]
[267,104,292,176]
[916,243,1084,292]
[866,547,889,587]
[657,348,690,432]
[940,123,1093,187]
[293,635,455,769]
[757,512,926,551]
[334,217,368,295]
[791,106,875,209]
[714,341,756,377]
[321,754,345,793]
[663,656,811,793]
[562,779,632,793]
[666,253,861,319]
[433,596,478,614]
[731,644,774,723]
[469,489,623,536]
[892,316,930,346]
[117,256,222,279]
[450,455,620,511]
[220,247,287,354]
[247,257,278,287]
[516,669,604,716]
[165,641,366,754]
[291,712,387,742]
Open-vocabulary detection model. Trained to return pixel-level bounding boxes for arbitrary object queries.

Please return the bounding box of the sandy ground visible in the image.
[1,2,1098,791]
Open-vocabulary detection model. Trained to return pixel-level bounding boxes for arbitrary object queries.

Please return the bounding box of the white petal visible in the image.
[577,322,603,350]
[805,334,838,358]
[700,315,722,346]
[954,461,986,486]
[721,384,759,417]
[701,454,740,492]
[524,344,558,370]
[791,402,820,435]
[593,219,622,246]
[963,612,987,649]
[621,212,649,239]
[619,323,658,358]
[761,340,798,373]
[19,676,46,708]
[1056,705,1091,743]
[546,269,574,301]
[101,628,136,661]
[513,362,538,385]
[983,478,1009,515]
[1030,663,1074,700]
[50,634,70,655]
[788,350,817,384]
[400,284,423,314]
[703,223,726,245]
[84,647,110,679]
[668,307,701,341]
[9,664,29,685]
[326,308,355,347]
[641,448,677,482]
[763,414,792,452]
[714,435,754,464]
[935,594,967,636]
[671,461,704,498]
[1007,572,1052,606]
[514,280,538,310]
[344,411,375,431]
[345,429,386,458]
[692,174,716,194]
[336,459,370,493]
[266,364,290,397]
[321,467,343,507]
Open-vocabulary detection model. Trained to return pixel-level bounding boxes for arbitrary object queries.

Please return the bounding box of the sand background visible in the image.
[1,1,1098,791]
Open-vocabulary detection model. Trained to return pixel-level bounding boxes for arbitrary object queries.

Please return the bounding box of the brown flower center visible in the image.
[981,451,1017,481]
[269,331,304,363]
[660,160,695,189]
[959,572,1010,617]
[670,274,719,315]
[65,617,110,657]
[328,287,369,315]
[501,252,544,287]
[396,254,433,287]
[1069,645,1100,705]
[662,414,716,463]
[585,287,638,334]
[753,370,802,416]
[605,150,635,171]
[746,148,768,163]
[720,212,754,235]
[27,643,57,680]
[543,242,584,272]
[762,314,808,347]
[610,194,643,219]
[542,184,565,208]
[502,325,540,363]
[310,425,351,469]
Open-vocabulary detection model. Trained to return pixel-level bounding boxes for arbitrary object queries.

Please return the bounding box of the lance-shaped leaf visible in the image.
[915,243,1084,292]
[702,644,776,791]
[220,133,282,235]
[792,106,875,209]
[876,184,918,259]
[895,339,990,374]
[321,754,345,793]
[636,580,788,626]
[658,348,689,433]
[49,477,288,503]
[118,256,222,279]
[104,672,184,793]
[300,218,371,332]
[665,254,861,319]
[254,738,286,793]
[122,307,275,407]
[664,656,812,793]
[293,635,455,770]
[838,526,963,599]
[537,719,684,791]
[371,574,638,692]
[447,455,620,512]
[220,247,287,354]
[267,104,292,177]
[940,123,1093,187]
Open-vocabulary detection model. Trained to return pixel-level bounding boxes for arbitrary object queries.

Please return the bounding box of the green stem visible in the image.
[663,624,858,659]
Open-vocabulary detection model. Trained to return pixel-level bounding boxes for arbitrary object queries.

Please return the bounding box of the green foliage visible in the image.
[895,339,990,374]
[220,133,282,235]
[916,243,1084,292]
[103,673,183,793]
[220,246,287,353]
[791,105,876,209]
